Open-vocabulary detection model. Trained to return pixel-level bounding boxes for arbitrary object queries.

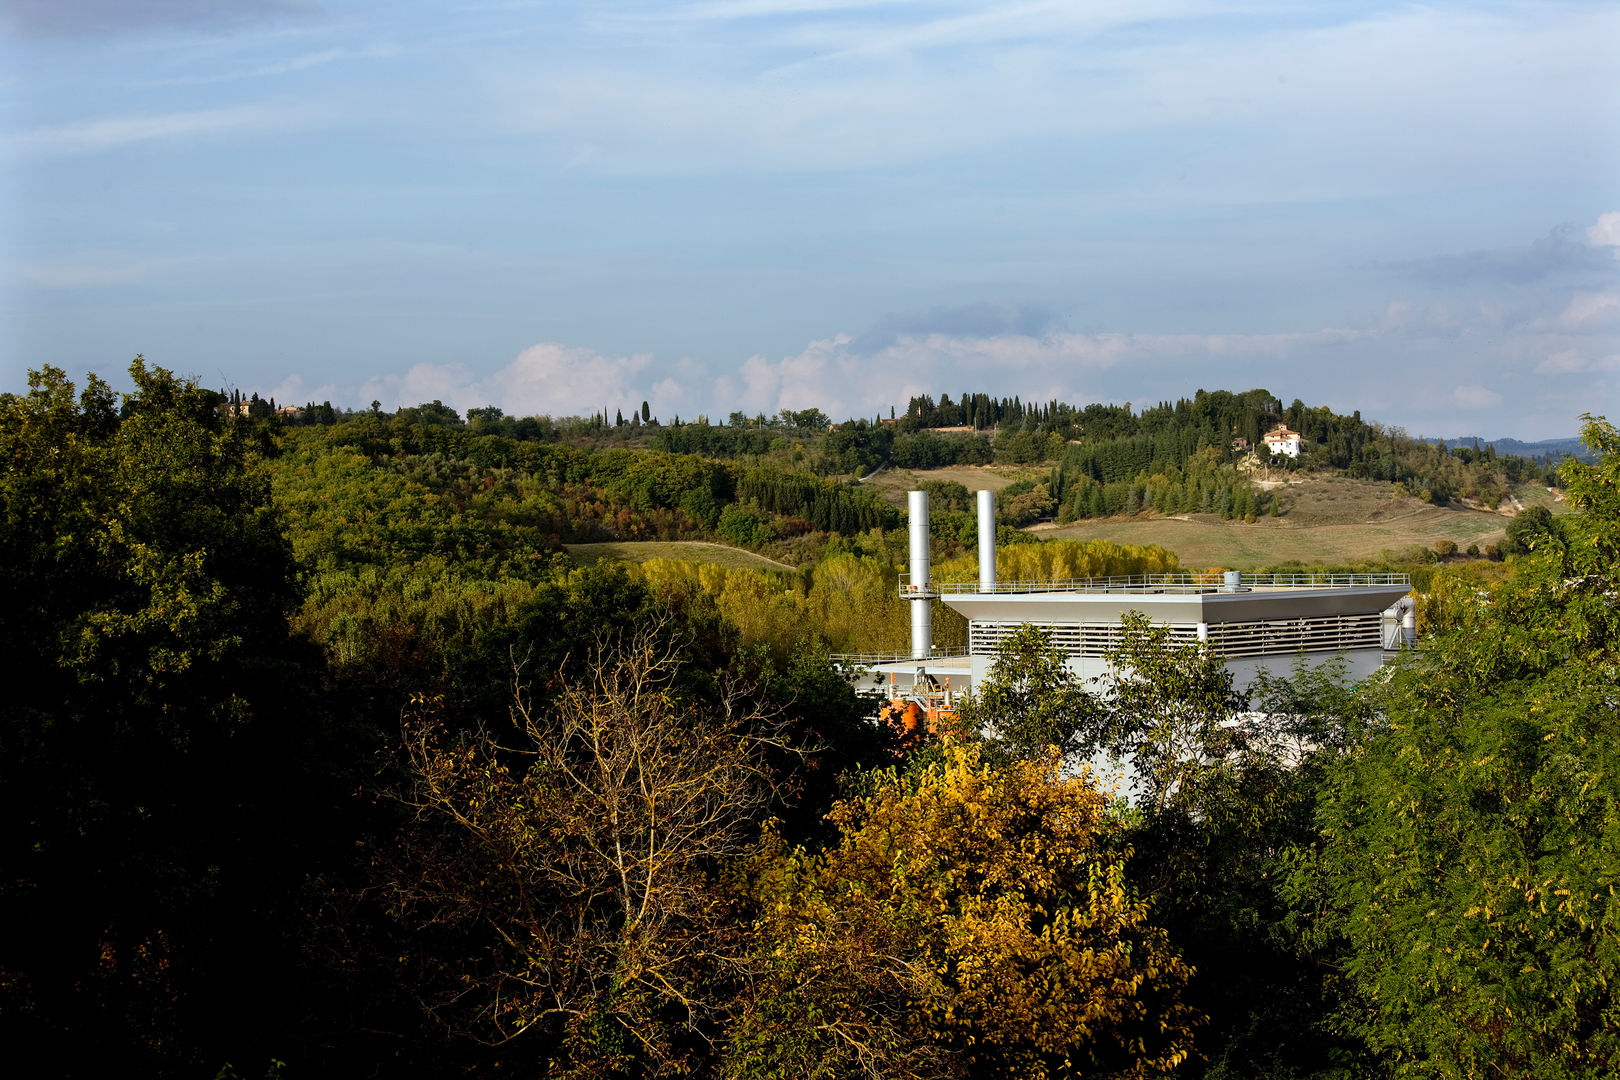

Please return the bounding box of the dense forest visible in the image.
[884,387,1554,519]
[246,382,1561,543]
[3,361,1616,1079]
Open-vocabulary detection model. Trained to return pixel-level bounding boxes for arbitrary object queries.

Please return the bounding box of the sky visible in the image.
[2,1,1617,440]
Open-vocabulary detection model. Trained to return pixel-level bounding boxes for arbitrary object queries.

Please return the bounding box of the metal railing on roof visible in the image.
[829,647,972,665]
[899,571,1411,597]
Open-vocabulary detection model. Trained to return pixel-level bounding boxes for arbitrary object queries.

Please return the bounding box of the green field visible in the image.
[1027,475,1528,568]
[565,540,798,572]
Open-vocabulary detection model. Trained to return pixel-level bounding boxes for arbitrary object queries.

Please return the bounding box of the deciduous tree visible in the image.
[948,623,1103,765]
[0,361,320,1074]
[378,630,785,1074]
[734,740,1198,1079]
[1297,415,1620,1078]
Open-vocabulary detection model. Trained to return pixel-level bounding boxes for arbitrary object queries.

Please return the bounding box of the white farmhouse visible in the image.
[1262,425,1304,457]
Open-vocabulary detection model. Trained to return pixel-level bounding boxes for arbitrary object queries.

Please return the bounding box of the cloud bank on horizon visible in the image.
[274,208,1620,440]
[3,0,1618,439]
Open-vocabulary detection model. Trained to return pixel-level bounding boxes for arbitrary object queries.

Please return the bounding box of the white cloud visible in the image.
[1536,350,1586,375]
[722,324,1377,419]
[1587,211,1620,250]
[1556,290,1620,330]
[264,373,336,405]
[257,276,1615,439]
[481,343,659,416]
[1536,350,1620,375]
[338,343,702,419]
[10,104,300,157]
[1452,383,1503,409]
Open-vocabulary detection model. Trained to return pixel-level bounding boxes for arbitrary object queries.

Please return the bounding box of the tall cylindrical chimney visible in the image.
[908,490,930,591]
[907,490,932,660]
[977,489,996,592]
[911,595,932,662]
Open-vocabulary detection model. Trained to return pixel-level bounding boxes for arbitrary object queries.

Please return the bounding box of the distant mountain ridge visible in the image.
[1439,435,1595,463]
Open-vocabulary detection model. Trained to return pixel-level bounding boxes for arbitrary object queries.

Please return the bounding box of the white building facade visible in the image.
[1262,425,1304,457]
[837,490,1414,702]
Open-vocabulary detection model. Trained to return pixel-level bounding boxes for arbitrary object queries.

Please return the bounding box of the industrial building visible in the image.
[837,489,1415,710]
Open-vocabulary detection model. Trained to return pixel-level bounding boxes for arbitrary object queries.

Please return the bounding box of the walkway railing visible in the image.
[900,571,1411,597]
[829,647,972,665]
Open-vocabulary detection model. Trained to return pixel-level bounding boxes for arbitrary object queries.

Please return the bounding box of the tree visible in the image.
[949,624,1102,765]
[734,739,1198,1079]
[1501,503,1556,555]
[0,361,322,1074]
[377,629,784,1074]
[1297,415,1620,1078]
[1558,413,1620,588]
[1069,617,1383,1078]
[1098,611,1249,817]
[1303,662,1620,1079]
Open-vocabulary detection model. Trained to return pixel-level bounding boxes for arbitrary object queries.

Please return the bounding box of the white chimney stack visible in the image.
[907,490,932,660]
[977,489,996,592]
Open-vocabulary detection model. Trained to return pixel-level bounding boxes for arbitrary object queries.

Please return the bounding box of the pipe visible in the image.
[1383,596,1417,649]
[911,597,933,662]
[977,489,996,592]
[908,490,932,660]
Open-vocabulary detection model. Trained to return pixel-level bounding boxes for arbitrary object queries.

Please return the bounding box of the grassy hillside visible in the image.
[1026,474,1538,568]
[843,466,1572,569]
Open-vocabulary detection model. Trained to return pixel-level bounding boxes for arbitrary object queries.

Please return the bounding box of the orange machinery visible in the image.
[877,671,959,743]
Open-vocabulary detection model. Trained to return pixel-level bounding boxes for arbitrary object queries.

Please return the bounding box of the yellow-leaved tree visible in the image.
[729,740,1200,1080]
[933,537,1180,587]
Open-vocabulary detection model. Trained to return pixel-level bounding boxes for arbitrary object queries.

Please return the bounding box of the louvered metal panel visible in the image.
[1205,612,1382,657]
[969,612,1381,659]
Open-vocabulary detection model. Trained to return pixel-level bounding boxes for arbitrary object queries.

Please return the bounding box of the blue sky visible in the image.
[2,1,1617,439]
